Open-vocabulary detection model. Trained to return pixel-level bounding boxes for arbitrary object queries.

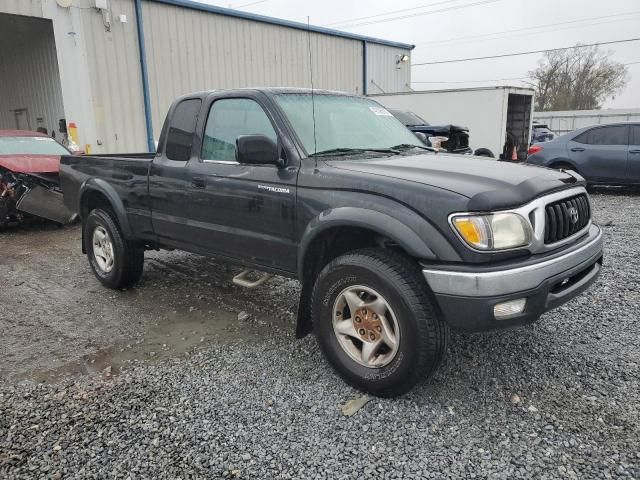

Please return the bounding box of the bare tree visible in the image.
[528,45,628,111]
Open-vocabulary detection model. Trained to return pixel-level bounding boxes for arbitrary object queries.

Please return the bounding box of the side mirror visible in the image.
[414,132,429,145]
[236,135,283,167]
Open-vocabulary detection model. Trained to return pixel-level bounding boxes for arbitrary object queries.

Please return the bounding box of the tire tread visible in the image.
[311,248,448,397]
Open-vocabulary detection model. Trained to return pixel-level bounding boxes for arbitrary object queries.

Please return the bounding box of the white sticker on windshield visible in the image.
[33,137,54,141]
[369,106,393,116]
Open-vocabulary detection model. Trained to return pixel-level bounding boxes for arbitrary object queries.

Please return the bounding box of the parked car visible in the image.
[60,89,603,397]
[528,122,640,185]
[0,130,77,227]
[388,108,488,156]
[530,122,556,144]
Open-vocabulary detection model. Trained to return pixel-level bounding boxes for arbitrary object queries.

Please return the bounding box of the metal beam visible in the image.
[134,0,155,152]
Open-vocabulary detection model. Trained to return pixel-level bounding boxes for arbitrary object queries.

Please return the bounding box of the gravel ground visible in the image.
[1,190,639,479]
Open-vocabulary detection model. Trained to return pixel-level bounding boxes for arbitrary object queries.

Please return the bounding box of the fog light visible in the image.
[494,298,526,319]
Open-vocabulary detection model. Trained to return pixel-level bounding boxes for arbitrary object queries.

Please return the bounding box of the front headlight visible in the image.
[451,212,532,251]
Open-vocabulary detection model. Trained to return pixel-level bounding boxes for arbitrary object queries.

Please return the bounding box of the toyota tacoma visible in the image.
[60,89,603,397]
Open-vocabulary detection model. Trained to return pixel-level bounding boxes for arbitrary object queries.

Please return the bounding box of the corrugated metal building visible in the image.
[534,108,640,135]
[0,0,413,154]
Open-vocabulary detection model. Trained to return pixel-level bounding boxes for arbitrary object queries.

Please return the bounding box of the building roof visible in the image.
[151,0,415,50]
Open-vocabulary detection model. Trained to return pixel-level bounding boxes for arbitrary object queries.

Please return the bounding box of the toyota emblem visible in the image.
[568,206,579,224]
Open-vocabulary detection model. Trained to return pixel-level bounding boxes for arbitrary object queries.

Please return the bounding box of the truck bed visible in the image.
[59,153,155,238]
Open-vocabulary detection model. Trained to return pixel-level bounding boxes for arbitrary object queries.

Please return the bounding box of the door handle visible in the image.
[191,177,206,189]
[630,149,640,154]
[570,147,585,152]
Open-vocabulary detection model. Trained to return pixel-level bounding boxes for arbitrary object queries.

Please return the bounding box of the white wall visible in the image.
[0,0,103,153]
[366,43,412,94]
[78,0,148,153]
[372,88,511,155]
[141,0,365,143]
[0,0,412,153]
[0,18,65,134]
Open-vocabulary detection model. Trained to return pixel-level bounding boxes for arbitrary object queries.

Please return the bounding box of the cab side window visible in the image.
[631,125,640,145]
[574,125,628,146]
[165,99,202,161]
[202,98,277,162]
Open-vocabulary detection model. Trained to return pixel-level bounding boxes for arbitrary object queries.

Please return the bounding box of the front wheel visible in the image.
[311,249,448,397]
[83,208,144,289]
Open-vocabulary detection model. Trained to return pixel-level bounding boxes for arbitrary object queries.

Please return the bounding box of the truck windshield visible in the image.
[0,136,70,156]
[275,94,426,156]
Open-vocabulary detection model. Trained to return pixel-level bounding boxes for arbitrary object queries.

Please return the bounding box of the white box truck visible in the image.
[370,86,535,161]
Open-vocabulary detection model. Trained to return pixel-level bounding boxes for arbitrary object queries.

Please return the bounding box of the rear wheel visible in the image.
[311,249,448,397]
[84,208,144,289]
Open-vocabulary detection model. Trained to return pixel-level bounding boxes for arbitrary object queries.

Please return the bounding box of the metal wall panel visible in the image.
[141,0,364,140]
[366,43,411,94]
[0,0,44,18]
[79,0,148,152]
[0,17,65,133]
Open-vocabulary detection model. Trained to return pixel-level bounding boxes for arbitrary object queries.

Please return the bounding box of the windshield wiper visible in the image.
[309,147,401,157]
[390,143,436,152]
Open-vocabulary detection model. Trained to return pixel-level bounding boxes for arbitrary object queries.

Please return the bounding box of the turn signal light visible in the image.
[452,217,489,249]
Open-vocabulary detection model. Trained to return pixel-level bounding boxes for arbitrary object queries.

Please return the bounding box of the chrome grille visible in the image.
[544,194,590,244]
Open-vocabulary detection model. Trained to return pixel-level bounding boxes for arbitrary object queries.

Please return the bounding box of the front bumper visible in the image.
[423,225,603,331]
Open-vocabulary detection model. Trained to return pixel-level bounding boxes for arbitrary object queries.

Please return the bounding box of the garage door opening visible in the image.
[0,13,65,138]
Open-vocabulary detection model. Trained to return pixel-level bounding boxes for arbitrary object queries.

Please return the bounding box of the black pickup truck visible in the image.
[60,88,603,397]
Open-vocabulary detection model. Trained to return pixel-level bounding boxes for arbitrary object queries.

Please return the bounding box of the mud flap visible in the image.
[16,186,77,224]
[296,281,314,338]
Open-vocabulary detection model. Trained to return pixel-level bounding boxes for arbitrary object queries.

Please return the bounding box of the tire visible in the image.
[83,208,144,289]
[311,248,448,397]
[474,148,494,158]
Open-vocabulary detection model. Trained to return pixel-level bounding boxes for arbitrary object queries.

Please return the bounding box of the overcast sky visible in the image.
[200,0,640,109]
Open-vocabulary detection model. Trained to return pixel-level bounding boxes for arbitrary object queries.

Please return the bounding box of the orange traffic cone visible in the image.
[511,146,518,161]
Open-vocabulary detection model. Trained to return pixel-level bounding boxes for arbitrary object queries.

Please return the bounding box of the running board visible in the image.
[232,270,272,289]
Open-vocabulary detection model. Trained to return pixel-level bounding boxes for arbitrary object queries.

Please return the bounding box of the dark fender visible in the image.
[297,206,439,279]
[295,207,452,338]
[78,178,133,239]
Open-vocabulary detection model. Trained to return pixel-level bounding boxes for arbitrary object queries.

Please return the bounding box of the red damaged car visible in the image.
[0,130,77,227]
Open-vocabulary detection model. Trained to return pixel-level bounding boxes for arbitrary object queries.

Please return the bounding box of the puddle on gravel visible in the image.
[25,307,266,384]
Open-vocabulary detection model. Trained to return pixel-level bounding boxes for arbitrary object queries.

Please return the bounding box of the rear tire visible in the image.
[83,208,144,289]
[311,248,448,397]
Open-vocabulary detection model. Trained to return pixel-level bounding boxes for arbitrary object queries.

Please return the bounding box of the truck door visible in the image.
[149,98,202,248]
[628,124,640,182]
[184,93,298,272]
[568,124,629,183]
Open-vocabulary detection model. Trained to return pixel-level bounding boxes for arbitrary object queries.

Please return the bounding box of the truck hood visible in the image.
[0,154,60,174]
[327,153,583,211]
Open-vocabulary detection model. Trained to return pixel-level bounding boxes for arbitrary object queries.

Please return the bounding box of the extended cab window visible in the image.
[631,125,640,145]
[575,125,628,146]
[165,99,202,161]
[202,98,277,162]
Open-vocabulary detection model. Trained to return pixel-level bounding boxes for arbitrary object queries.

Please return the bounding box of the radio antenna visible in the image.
[306,16,318,163]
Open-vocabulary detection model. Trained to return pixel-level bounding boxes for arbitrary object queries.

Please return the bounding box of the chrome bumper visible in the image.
[423,225,603,298]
